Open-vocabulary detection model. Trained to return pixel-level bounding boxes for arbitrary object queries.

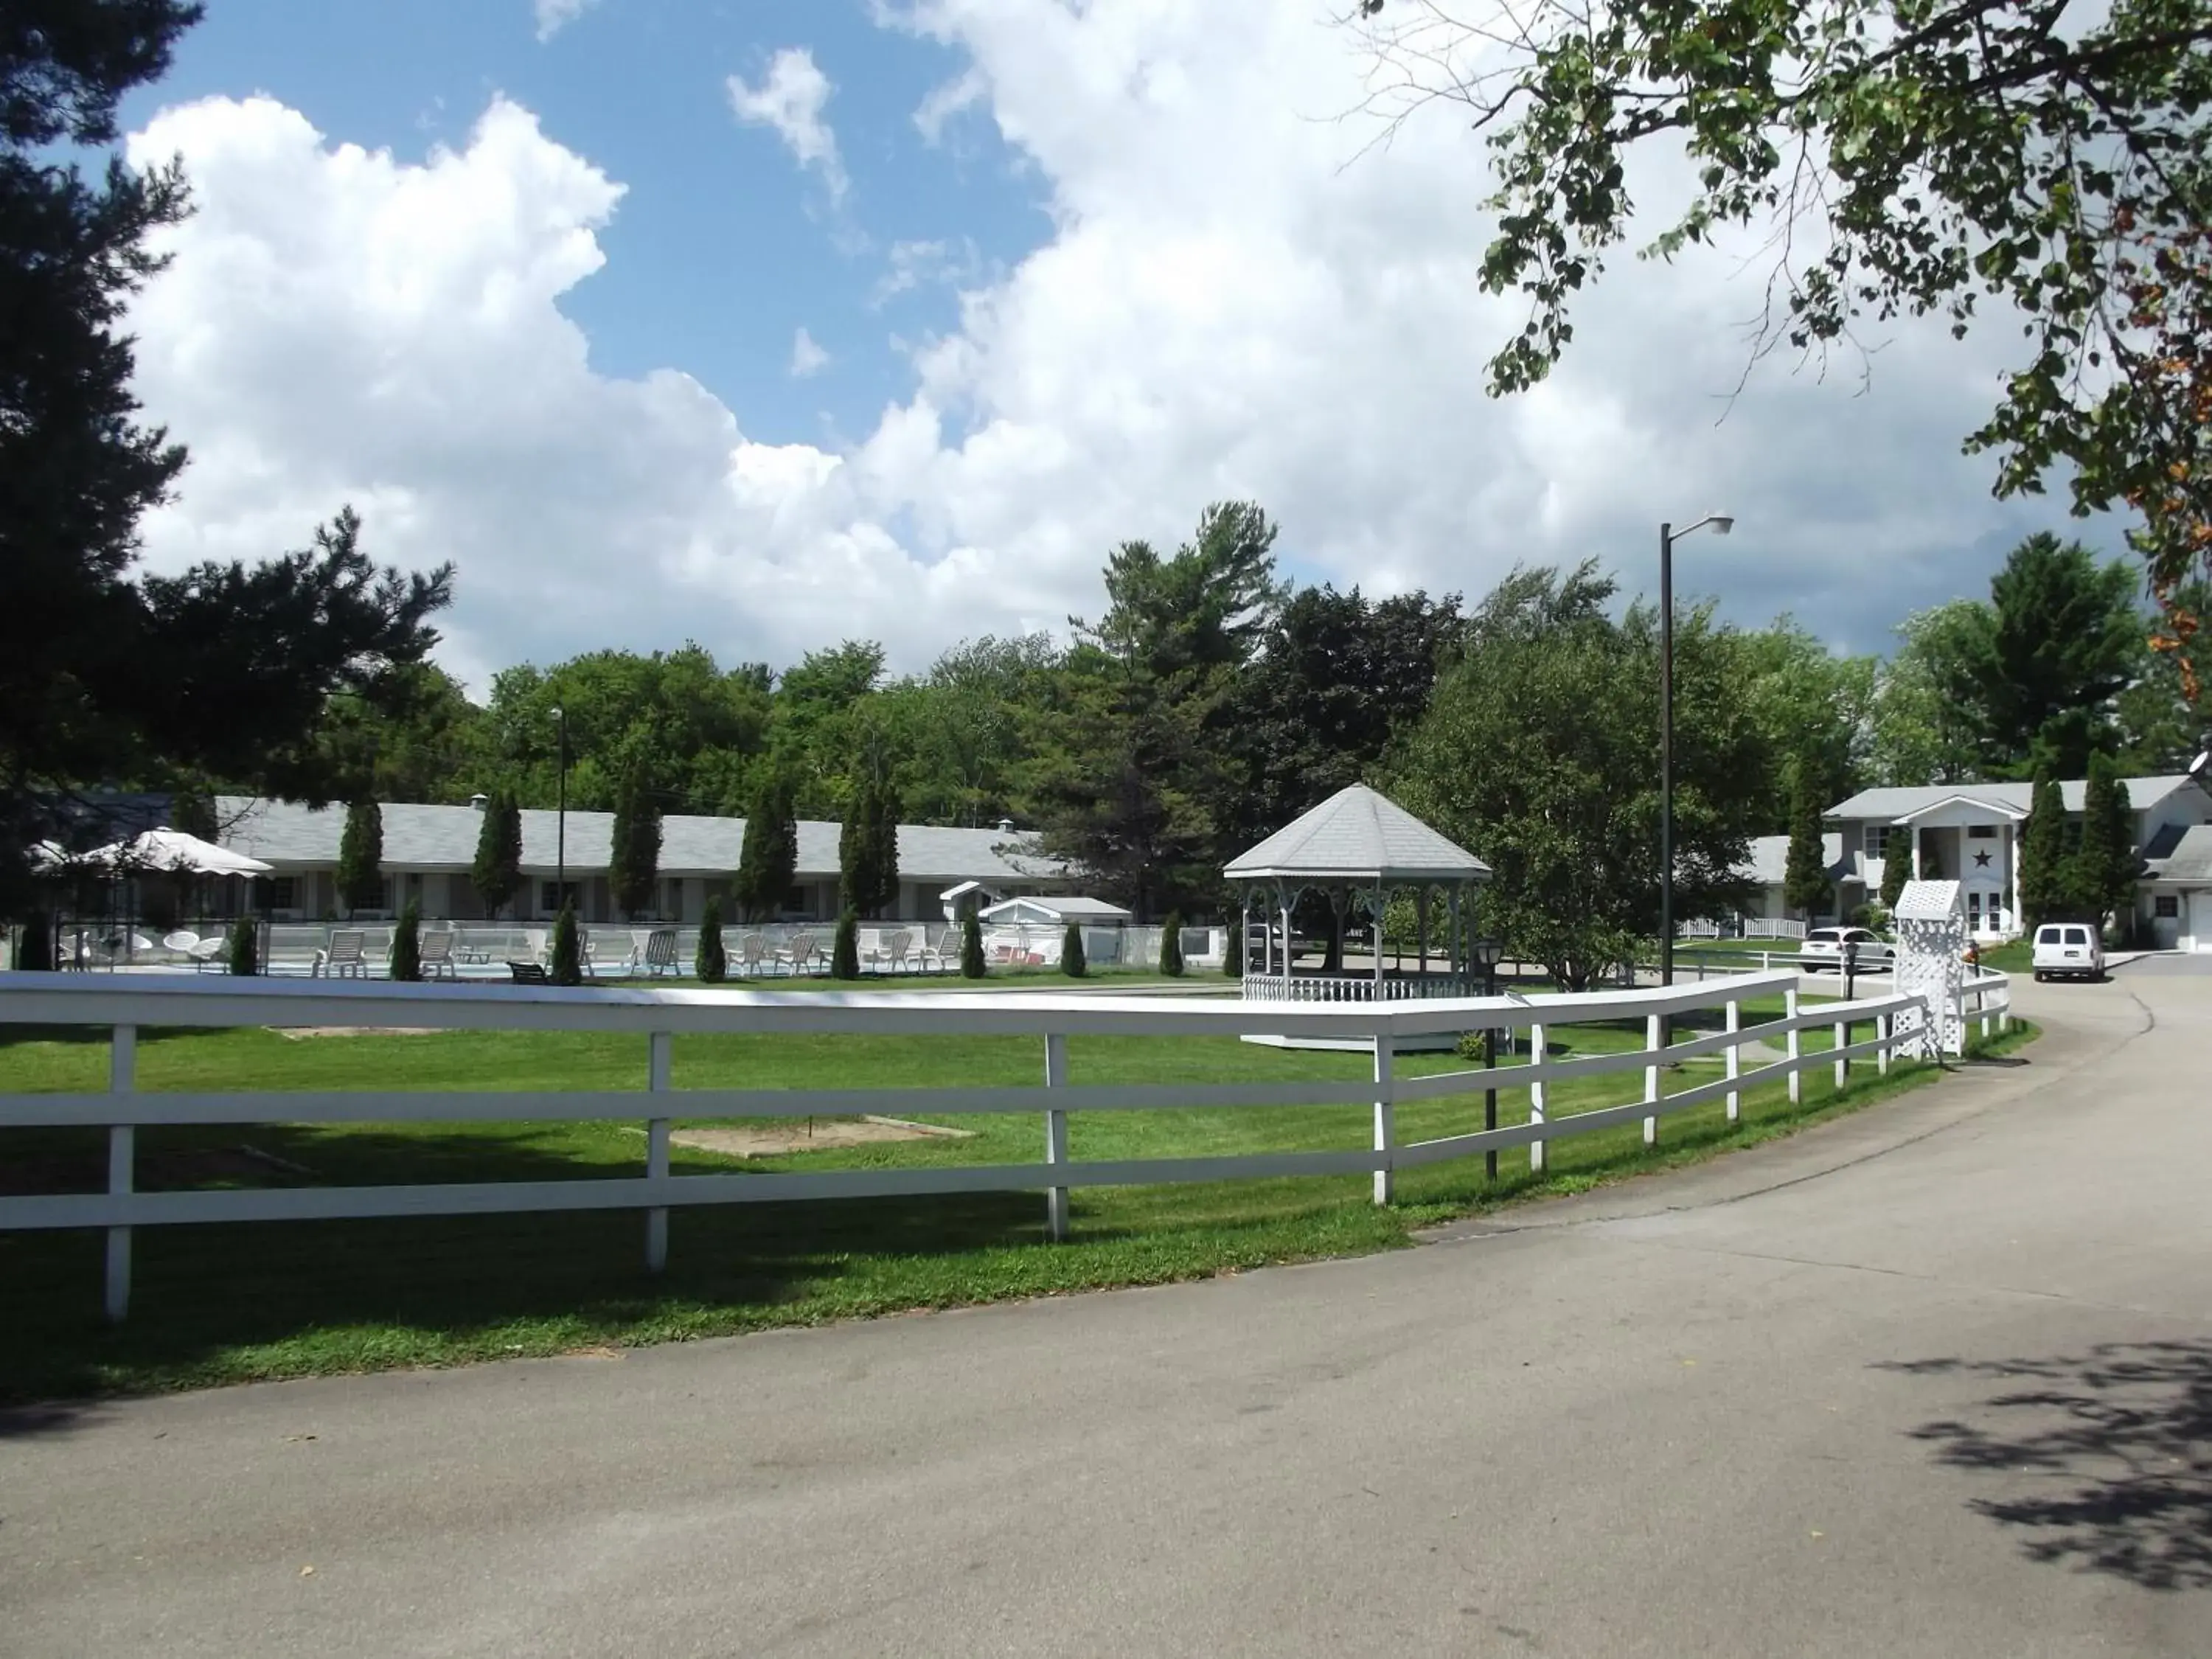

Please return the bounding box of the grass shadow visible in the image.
[1879,1339,2212,1591]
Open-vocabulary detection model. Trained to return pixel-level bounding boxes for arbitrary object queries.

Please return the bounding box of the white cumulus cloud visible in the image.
[789,326,830,378]
[532,0,597,43]
[727,47,848,202]
[122,1,2086,700]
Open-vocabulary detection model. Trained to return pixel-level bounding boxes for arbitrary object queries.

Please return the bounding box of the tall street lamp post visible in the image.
[1473,936,1506,1182]
[1658,512,1736,995]
[552,705,568,915]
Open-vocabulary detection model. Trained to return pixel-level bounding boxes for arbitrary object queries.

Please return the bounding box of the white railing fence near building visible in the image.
[0,967,1976,1324]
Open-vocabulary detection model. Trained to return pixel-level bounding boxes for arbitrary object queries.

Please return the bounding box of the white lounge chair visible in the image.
[884,928,914,973]
[738,932,768,978]
[417,930,459,981]
[774,931,819,976]
[314,929,369,978]
[633,927,681,978]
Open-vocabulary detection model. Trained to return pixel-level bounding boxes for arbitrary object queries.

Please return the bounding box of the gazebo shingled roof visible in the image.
[1222,785,1490,886]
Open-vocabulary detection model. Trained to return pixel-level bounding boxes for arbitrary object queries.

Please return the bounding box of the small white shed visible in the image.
[977,896,1133,928]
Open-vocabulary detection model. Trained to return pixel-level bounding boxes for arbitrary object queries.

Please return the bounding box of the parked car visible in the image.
[2031,922,2104,981]
[1798,925,1895,973]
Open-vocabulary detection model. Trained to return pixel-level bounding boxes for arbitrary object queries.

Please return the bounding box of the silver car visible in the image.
[1799,925,1894,973]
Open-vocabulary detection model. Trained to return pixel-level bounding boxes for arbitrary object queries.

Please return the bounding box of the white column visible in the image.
[1528,1023,1548,1175]
[1371,1033,1394,1205]
[1877,1013,1891,1074]
[645,1031,672,1272]
[105,1025,137,1324]
[1786,985,1803,1105]
[1724,998,1742,1123]
[1044,1032,1071,1240]
[2008,821,2023,936]
[1834,1018,1848,1091]
[1644,1012,1661,1147]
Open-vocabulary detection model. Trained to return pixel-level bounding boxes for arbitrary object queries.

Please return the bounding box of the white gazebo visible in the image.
[1224,785,1492,1005]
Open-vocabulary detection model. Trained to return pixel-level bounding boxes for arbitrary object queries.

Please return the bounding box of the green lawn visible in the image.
[0,995,2032,1402]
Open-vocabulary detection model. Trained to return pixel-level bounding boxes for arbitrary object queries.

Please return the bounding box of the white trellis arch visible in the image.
[1892,879,1968,1057]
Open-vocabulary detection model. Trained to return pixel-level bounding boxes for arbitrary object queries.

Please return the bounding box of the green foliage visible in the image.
[169,787,218,841]
[1783,759,1832,922]
[226,914,257,977]
[1870,602,1995,787]
[1352,0,2212,596]
[1158,910,1186,976]
[389,900,422,982]
[830,909,861,980]
[1391,562,1764,990]
[15,911,55,971]
[1879,832,1911,912]
[838,771,902,919]
[470,790,523,918]
[608,768,662,918]
[961,911,986,978]
[336,799,383,914]
[2070,754,2138,925]
[695,896,727,982]
[1061,922,1087,977]
[734,775,797,922]
[549,902,582,986]
[2020,771,2071,927]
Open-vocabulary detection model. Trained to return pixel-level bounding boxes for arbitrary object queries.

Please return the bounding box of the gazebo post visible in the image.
[1416,888,1429,982]
[1448,884,1462,987]
[1373,881,1385,991]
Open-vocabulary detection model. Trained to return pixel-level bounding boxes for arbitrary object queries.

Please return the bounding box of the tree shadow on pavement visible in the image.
[1880,1340,2212,1591]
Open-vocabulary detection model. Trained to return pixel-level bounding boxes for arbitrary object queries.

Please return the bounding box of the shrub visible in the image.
[226,915,259,977]
[550,902,582,986]
[389,900,422,982]
[961,911,986,978]
[1061,922,1086,977]
[831,909,860,980]
[15,911,54,971]
[696,896,727,982]
[1158,910,1185,976]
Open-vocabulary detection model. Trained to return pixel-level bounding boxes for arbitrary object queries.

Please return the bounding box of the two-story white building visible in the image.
[1738,773,2212,943]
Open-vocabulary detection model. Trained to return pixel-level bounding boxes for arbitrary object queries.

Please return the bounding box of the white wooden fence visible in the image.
[0,968,1951,1323]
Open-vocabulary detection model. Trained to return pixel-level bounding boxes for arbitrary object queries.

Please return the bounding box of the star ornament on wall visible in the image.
[1974,850,1993,867]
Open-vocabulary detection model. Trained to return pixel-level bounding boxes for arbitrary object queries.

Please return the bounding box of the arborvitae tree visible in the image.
[2071,752,2136,930]
[389,899,422,981]
[550,901,582,986]
[838,781,869,917]
[336,799,384,914]
[608,769,662,919]
[226,914,259,977]
[170,787,218,841]
[1781,760,1830,923]
[2020,770,2070,926]
[471,790,523,918]
[695,895,727,982]
[1159,909,1186,976]
[16,911,55,971]
[1879,830,1912,913]
[869,779,903,918]
[831,908,861,979]
[1061,921,1087,977]
[961,911,986,978]
[735,776,797,922]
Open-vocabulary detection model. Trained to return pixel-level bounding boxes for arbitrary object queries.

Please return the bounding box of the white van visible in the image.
[2031,922,2104,982]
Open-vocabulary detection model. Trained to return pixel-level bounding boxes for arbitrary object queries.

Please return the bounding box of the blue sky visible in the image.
[122,0,1042,457]
[112,1,2094,686]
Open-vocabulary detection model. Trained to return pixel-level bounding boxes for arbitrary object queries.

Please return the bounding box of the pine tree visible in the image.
[550,901,582,986]
[735,776,797,922]
[1781,760,1830,923]
[389,899,422,981]
[961,911,986,978]
[831,909,861,979]
[695,895,727,982]
[336,799,384,914]
[608,770,662,919]
[471,790,523,918]
[869,779,903,918]
[2070,752,2136,930]
[226,914,258,976]
[2020,770,2070,926]
[1061,921,1087,977]
[1159,909,1186,976]
[1879,830,1912,912]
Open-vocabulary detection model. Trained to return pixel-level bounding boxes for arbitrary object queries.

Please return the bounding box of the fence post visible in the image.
[1643,1012,1661,1147]
[1877,1012,1891,1075]
[106,1024,137,1323]
[1785,984,1802,1105]
[1979,982,1992,1040]
[1044,1032,1070,1240]
[1724,998,1741,1124]
[1528,1023,1547,1175]
[1833,1016,1848,1091]
[1371,1030,1394,1205]
[645,1031,672,1273]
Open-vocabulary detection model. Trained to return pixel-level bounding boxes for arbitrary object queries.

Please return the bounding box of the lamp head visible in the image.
[1708,514,1735,536]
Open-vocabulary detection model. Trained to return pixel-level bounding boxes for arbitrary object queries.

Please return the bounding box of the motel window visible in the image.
[2154,896,2180,919]
[1967,825,1997,839]
[266,877,297,911]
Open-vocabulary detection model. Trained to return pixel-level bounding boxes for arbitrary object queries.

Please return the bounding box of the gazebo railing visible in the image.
[1242,972,1480,1003]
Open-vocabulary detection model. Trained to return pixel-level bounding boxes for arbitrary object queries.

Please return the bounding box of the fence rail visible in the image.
[0,967,1965,1324]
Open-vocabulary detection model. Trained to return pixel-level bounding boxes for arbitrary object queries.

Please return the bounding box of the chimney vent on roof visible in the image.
[469,793,489,810]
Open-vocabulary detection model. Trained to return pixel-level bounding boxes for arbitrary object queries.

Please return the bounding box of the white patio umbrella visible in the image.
[79,828,272,877]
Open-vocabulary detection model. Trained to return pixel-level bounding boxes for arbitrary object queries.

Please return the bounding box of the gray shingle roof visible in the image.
[215,797,1067,883]
[2145,824,2212,884]
[1223,785,1489,883]
[1742,832,1847,887]
[1828,775,2202,820]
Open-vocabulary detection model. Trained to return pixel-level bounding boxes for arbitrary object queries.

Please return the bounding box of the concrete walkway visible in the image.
[4,963,2208,1658]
